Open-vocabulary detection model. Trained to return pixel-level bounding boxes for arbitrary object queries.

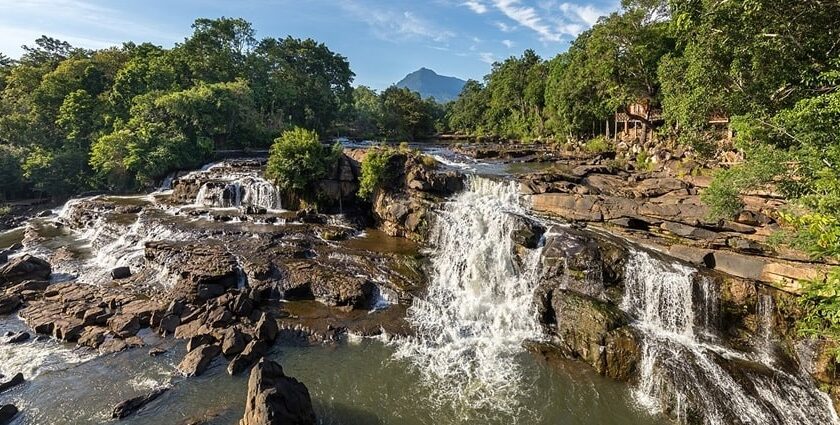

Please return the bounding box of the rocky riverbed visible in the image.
[0,143,838,424]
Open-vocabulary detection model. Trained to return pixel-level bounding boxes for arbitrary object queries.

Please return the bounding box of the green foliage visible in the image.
[357,147,398,199]
[635,151,655,172]
[265,128,339,194]
[583,135,612,154]
[798,269,840,361]
[0,204,10,217]
[0,18,356,199]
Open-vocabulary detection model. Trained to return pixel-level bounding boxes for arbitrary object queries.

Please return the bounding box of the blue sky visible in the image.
[0,0,619,89]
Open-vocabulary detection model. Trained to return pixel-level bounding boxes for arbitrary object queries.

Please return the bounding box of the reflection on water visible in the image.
[343,229,420,256]
[1,335,663,425]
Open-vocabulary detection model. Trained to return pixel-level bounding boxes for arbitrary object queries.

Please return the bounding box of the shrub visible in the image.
[0,204,10,217]
[583,135,612,154]
[358,147,397,199]
[265,127,340,194]
[635,151,655,172]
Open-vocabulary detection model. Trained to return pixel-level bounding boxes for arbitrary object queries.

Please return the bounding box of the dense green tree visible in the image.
[446,80,488,135]
[265,127,340,194]
[379,86,437,140]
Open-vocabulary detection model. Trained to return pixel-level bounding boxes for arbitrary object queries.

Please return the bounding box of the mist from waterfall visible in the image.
[393,176,545,415]
[622,249,839,425]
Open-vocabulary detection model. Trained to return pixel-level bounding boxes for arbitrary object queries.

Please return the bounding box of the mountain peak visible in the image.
[395,68,466,103]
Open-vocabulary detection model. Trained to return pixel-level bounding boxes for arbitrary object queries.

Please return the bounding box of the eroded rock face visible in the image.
[240,358,316,425]
[365,152,463,241]
[0,254,51,286]
[144,240,240,302]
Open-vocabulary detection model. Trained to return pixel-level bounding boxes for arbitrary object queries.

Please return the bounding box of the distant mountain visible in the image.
[395,68,466,103]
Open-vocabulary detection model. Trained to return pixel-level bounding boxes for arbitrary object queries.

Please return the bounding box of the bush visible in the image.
[0,204,10,217]
[358,147,397,199]
[635,151,655,172]
[583,135,611,154]
[265,127,340,194]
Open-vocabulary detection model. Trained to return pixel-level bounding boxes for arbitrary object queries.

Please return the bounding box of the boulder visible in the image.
[0,254,51,285]
[148,347,167,357]
[111,266,131,280]
[186,334,216,352]
[255,313,278,343]
[4,331,29,344]
[228,340,268,375]
[0,404,18,424]
[178,343,221,376]
[222,328,249,357]
[0,373,24,394]
[108,314,140,338]
[0,295,22,315]
[112,387,168,419]
[240,358,316,425]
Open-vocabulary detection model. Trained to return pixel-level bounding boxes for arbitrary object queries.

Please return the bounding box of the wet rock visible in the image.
[0,373,24,394]
[0,404,18,424]
[187,334,216,352]
[0,294,22,315]
[112,387,169,419]
[206,306,234,328]
[240,358,316,425]
[255,313,278,343]
[108,314,141,338]
[159,314,181,334]
[4,331,29,344]
[280,261,375,308]
[0,250,7,265]
[546,290,639,380]
[230,293,254,317]
[222,327,249,357]
[148,347,167,357]
[228,340,268,375]
[178,343,221,376]
[77,327,107,349]
[0,254,51,285]
[144,240,239,302]
[111,266,131,280]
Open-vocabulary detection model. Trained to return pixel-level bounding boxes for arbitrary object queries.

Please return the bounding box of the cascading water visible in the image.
[194,176,282,210]
[393,176,545,415]
[622,249,839,425]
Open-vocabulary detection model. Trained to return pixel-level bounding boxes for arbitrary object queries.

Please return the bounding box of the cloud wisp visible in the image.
[343,1,455,43]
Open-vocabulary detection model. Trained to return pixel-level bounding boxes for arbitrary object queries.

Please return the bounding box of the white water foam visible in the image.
[393,176,544,414]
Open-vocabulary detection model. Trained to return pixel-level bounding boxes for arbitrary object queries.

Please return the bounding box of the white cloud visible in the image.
[494,21,517,32]
[343,2,454,43]
[0,0,181,56]
[490,0,561,42]
[502,39,515,48]
[559,2,605,26]
[479,52,496,64]
[463,1,488,14]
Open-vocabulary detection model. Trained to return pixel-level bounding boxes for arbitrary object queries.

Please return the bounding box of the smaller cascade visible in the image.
[756,294,776,364]
[194,177,282,211]
[622,249,840,425]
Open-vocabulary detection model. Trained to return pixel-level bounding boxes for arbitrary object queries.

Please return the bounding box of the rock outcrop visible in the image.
[240,358,316,425]
[112,387,169,419]
[0,254,51,286]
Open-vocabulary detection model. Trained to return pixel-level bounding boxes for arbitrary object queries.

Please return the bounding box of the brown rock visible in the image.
[108,314,140,338]
[240,358,316,425]
[228,340,268,375]
[178,344,221,376]
[0,254,51,285]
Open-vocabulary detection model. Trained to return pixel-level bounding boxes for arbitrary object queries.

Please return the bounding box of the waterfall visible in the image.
[393,176,544,413]
[622,249,839,425]
[194,176,282,211]
[756,294,776,364]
